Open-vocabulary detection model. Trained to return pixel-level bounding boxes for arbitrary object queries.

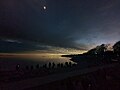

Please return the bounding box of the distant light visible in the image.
[43,6,46,10]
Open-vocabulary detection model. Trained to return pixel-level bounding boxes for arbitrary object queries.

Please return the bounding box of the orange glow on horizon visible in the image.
[0,48,87,61]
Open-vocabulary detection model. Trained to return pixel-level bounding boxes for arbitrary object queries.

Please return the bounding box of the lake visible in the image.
[0,54,72,71]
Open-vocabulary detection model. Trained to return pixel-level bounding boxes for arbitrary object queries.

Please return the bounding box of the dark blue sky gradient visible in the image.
[0,0,120,52]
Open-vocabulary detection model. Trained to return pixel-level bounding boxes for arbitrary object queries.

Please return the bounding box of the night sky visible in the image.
[0,0,120,54]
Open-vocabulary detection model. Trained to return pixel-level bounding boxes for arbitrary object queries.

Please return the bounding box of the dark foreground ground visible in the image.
[0,63,120,90]
[25,63,120,90]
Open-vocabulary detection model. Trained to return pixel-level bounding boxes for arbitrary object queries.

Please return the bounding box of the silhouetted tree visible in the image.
[96,44,107,55]
[87,44,109,56]
[113,41,120,57]
[87,48,97,55]
[104,51,114,62]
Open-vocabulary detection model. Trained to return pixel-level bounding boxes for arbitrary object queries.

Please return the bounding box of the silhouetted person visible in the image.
[65,62,69,67]
[26,65,29,70]
[31,65,34,70]
[36,64,39,69]
[60,63,63,68]
[57,63,60,68]
[43,64,47,68]
[16,64,20,71]
[69,62,72,67]
[52,62,55,68]
[48,62,51,68]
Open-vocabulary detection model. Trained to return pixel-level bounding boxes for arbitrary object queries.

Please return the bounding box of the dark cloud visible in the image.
[1,0,120,51]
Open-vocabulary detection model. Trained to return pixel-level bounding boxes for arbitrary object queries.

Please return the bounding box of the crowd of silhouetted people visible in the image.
[0,62,77,83]
[16,61,76,71]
